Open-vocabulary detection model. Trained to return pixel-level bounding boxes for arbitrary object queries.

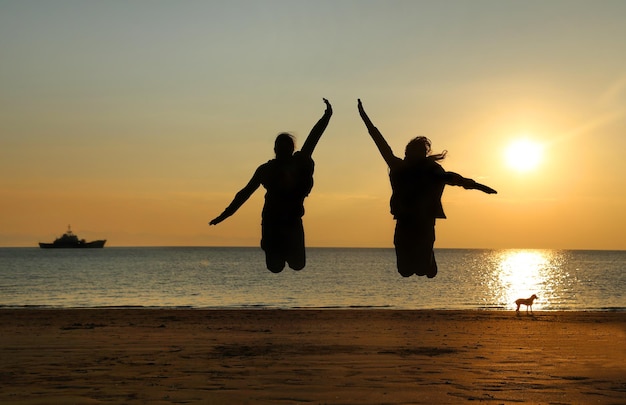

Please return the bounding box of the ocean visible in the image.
[0,247,624,311]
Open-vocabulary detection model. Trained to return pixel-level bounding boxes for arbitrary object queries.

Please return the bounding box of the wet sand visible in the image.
[0,309,624,404]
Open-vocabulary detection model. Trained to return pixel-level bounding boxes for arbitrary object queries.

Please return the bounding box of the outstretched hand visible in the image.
[357,99,371,123]
[209,215,226,226]
[475,183,497,194]
[463,179,497,194]
[323,98,332,114]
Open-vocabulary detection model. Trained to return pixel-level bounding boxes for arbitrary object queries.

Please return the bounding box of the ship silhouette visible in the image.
[39,225,106,249]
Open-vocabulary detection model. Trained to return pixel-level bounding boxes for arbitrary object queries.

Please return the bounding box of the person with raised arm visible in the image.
[210,99,332,273]
[357,99,496,278]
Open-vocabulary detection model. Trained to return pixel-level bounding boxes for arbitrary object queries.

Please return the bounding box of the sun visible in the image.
[505,138,543,172]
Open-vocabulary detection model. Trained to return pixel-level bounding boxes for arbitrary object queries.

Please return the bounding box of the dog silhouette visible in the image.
[515,294,538,314]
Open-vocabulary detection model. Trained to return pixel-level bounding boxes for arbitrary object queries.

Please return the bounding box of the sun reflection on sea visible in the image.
[492,250,567,311]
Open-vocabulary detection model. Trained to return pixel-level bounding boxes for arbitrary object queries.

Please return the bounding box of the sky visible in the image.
[1,0,625,249]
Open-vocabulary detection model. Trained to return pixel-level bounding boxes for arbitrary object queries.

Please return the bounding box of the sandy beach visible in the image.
[0,309,624,404]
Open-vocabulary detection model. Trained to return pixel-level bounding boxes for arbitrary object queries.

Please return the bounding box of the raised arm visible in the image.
[300,98,333,157]
[209,168,263,225]
[357,99,397,167]
[444,171,497,194]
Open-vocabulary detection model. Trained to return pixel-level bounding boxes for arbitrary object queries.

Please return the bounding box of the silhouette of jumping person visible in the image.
[210,99,333,273]
[357,99,496,278]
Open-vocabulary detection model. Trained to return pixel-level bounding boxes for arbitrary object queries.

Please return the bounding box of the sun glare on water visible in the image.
[497,250,549,310]
[505,138,544,172]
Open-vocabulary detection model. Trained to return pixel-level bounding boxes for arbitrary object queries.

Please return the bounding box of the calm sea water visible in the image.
[0,247,624,311]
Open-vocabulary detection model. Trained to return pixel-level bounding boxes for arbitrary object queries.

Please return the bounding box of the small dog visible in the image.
[515,294,538,314]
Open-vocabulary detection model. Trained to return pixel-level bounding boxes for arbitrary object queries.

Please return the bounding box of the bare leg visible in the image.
[261,222,286,273]
[285,219,306,271]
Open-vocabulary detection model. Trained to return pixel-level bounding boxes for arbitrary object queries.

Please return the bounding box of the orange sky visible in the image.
[1,1,625,249]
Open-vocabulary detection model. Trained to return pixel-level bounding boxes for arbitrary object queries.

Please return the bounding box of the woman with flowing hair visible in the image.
[358,99,496,278]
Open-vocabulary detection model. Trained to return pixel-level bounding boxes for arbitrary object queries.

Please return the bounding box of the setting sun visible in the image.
[505,138,544,172]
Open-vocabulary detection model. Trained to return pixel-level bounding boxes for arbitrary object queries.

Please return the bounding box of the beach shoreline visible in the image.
[1,309,624,404]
